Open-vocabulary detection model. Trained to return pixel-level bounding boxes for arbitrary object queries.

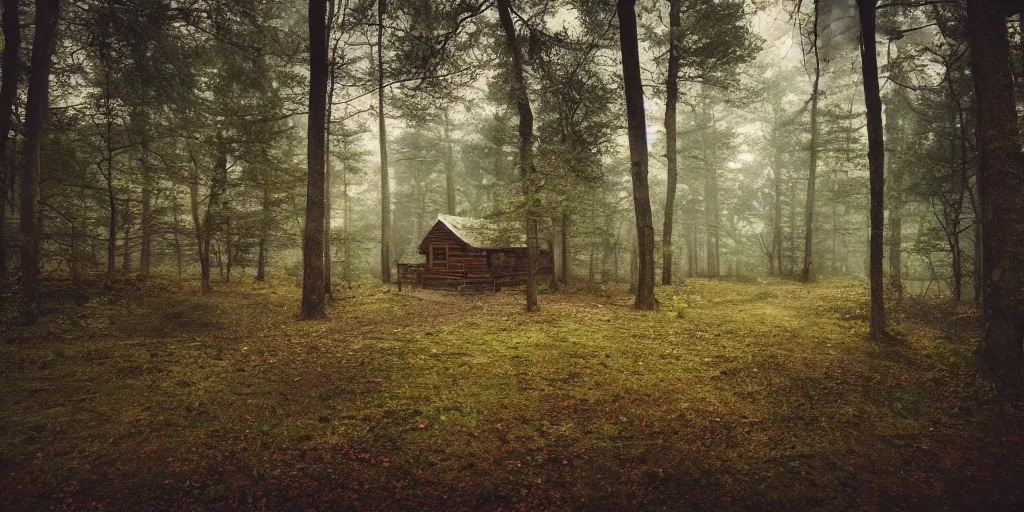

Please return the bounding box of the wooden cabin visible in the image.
[398,214,554,290]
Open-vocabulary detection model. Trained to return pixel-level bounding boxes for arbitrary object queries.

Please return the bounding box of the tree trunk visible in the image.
[885,92,904,299]
[214,242,222,279]
[139,113,152,276]
[324,110,333,296]
[801,0,821,282]
[618,0,656,310]
[702,103,719,278]
[224,216,232,282]
[256,187,269,282]
[588,244,595,283]
[106,164,116,281]
[444,108,456,215]
[772,145,783,277]
[0,0,19,285]
[560,210,569,283]
[662,0,680,286]
[629,228,638,293]
[966,0,1024,372]
[377,0,392,284]
[102,50,117,282]
[858,0,886,340]
[614,232,620,282]
[302,0,328,319]
[122,218,132,273]
[171,187,182,277]
[204,138,228,294]
[343,155,351,289]
[887,166,902,298]
[188,163,209,293]
[257,237,266,281]
[831,177,838,275]
[788,170,796,276]
[324,0,338,298]
[686,191,697,278]
[947,69,968,303]
[497,0,539,311]
[19,0,57,323]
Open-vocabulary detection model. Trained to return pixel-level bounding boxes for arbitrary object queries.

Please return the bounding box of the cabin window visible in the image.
[431,245,448,269]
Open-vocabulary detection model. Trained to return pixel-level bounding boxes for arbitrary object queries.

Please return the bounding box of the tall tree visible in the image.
[856,0,886,339]
[966,0,1024,373]
[618,0,656,310]
[377,0,392,284]
[302,0,328,319]
[801,0,822,282]
[662,0,681,285]
[324,0,341,298]
[496,0,538,312]
[0,0,19,284]
[19,0,59,323]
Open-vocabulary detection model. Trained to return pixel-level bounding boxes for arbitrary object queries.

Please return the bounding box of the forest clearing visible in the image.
[2,277,1022,510]
[2,0,1024,508]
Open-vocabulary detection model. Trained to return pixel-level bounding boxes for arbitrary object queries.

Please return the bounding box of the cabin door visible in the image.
[429,244,448,269]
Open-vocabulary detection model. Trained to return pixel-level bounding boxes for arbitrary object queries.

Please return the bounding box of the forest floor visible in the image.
[1,275,1022,510]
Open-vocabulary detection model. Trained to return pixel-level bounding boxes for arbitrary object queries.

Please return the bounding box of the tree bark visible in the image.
[788,169,796,276]
[19,0,58,323]
[701,98,719,278]
[324,101,333,296]
[662,0,680,286]
[0,0,19,285]
[618,0,656,309]
[256,186,269,281]
[302,0,328,319]
[122,216,131,273]
[497,0,539,312]
[195,138,227,295]
[100,34,117,282]
[772,143,783,277]
[629,227,638,293]
[187,160,208,292]
[171,187,182,277]
[857,0,887,340]
[343,149,351,289]
[560,210,569,283]
[224,215,233,282]
[966,0,1024,372]
[887,142,902,299]
[801,0,821,282]
[377,0,392,284]
[138,111,152,276]
[324,3,338,297]
[884,90,906,299]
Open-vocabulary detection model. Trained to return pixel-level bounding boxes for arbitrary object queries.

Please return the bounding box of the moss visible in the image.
[0,277,1021,509]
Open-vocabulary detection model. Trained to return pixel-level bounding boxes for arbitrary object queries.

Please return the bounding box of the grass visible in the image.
[1,275,1022,510]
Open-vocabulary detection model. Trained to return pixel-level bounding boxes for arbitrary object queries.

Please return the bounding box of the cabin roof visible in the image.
[428,214,525,250]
